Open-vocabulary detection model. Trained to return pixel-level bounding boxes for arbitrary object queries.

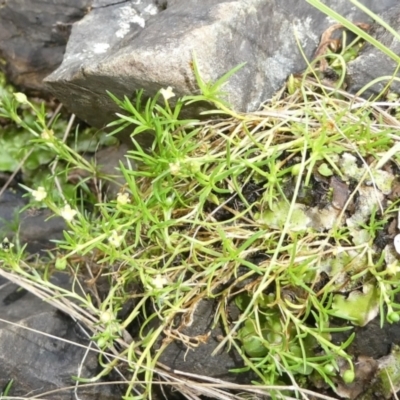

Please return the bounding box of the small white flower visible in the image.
[1,237,14,252]
[116,192,131,205]
[41,129,54,140]
[99,310,114,324]
[386,261,400,276]
[60,204,78,222]
[108,230,123,247]
[31,186,47,201]
[160,86,175,101]
[13,92,29,104]
[169,161,180,175]
[41,130,55,148]
[152,274,169,289]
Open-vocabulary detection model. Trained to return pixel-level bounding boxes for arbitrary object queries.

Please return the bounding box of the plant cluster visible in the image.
[1,60,400,399]
[1,1,400,398]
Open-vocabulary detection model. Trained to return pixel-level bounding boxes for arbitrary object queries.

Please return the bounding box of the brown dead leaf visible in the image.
[331,176,350,210]
[314,23,370,72]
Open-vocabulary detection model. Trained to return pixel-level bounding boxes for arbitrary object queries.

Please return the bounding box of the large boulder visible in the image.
[44,0,397,145]
[0,0,92,94]
[347,4,400,96]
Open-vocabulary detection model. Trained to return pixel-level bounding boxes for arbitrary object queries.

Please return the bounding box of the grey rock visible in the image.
[347,4,400,97]
[154,299,251,383]
[0,273,120,400]
[20,208,66,254]
[0,189,26,234]
[45,0,397,146]
[0,0,92,94]
[332,315,400,360]
[0,189,66,254]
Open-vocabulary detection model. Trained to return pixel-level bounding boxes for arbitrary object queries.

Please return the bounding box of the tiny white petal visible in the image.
[169,162,180,175]
[1,237,14,252]
[160,86,175,101]
[60,204,78,222]
[31,186,47,201]
[41,130,54,140]
[394,234,400,255]
[152,274,168,289]
[14,92,28,104]
[386,261,400,275]
[100,310,114,324]
[116,192,130,205]
[108,230,123,247]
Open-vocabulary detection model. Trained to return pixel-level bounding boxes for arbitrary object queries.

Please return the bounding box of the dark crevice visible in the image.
[92,0,130,10]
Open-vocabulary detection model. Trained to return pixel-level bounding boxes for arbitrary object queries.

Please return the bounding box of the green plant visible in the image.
[0,83,114,192]
[307,0,400,64]
[1,27,400,400]
[306,0,400,100]
[1,379,14,397]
